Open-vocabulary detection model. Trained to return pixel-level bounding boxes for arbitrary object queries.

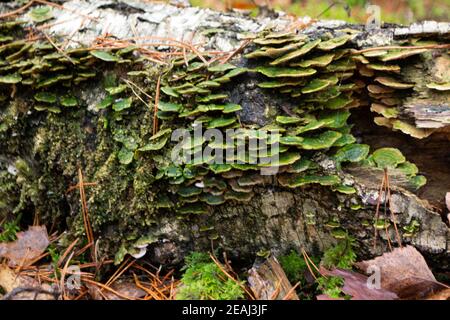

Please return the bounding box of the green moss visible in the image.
[321,237,356,270]
[279,250,320,285]
[176,252,245,300]
[316,276,346,299]
[0,221,20,242]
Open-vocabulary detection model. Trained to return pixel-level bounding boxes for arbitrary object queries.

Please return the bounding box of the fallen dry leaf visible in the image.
[426,288,450,300]
[87,280,146,300]
[317,267,398,300]
[0,265,57,300]
[0,225,49,267]
[356,246,445,299]
[104,281,147,300]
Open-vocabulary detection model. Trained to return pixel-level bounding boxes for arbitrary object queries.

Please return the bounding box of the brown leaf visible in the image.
[0,226,49,267]
[0,265,56,300]
[104,281,147,300]
[87,280,146,300]
[356,246,444,299]
[317,267,398,300]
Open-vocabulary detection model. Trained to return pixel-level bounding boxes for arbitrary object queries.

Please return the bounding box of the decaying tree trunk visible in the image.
[248,256,299,300]
[0,0,449,270]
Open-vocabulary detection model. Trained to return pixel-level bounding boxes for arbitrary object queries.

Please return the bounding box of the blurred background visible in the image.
[189,0,449,24]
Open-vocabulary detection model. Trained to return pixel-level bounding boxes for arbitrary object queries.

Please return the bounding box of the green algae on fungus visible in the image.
[28,6,54,23]
[60,95,78,107]
[34,92,57,103]
[278,174,340,188]
[333,185,357,194]
[372,148,406,169]
[254,66,317,78]
[333,144,370,165]
[297,131,342,150]
[90,50,119,62]
[270,39,321,65]
[317,34,354,51]
[291,53,335,68]
[403,219,420,237]
[276,116,303,124]
[112,97,133,111]
[409,175,427,190]
[0,73,22,83]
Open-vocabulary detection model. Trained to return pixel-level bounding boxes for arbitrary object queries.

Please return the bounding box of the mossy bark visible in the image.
[0,0,449,270]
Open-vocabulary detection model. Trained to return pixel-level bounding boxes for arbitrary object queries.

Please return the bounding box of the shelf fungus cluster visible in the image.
[148,30,392,217]
[0,14,445,262]
[357,40,450,138]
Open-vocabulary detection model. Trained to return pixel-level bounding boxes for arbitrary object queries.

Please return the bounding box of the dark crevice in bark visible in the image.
[351,107,450,216]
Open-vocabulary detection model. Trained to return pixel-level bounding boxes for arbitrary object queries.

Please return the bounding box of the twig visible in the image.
[66,182,97,194]
[373,170,386,251]
[73,241,93,257]
[60,251,75,300]
[2,286,59,300]
[122,78,153,100]
[132,264,164,286]
[29,18,75,32]
[133,274,160,300]
[383,169,393,251]
[57,238,79,267]
[169,276,175,300]
[386,170,402,247]
[269,279,282,300]
[41,31,76,65]
[209,253,255,300]
[123,80,150,108]
[301,248,325,279]
[302,250,318,281]
[220,39,250,64]
[0,1,35,19]
[282,281,301,300]
[82,278,134,300]
[77,168,95,260]
[153,74,161,135]
[105,258,135,288]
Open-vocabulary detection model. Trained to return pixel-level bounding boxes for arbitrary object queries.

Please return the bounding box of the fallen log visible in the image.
[0,0,448,271]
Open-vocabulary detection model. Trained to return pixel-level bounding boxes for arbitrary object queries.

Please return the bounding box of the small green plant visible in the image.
[279,250,320,285]
[0,221,20,242]
[279,250,306,284]
[176,252,245,300]
[316,275,348,299]
[47,245,61,277]
[321,236,357,270]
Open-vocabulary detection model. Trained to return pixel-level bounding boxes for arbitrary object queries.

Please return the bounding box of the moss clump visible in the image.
[176,252,245,300]
[316,275,347,299]
[279,250,320,285]
[0,221,20,242]
[321,236,357,270]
